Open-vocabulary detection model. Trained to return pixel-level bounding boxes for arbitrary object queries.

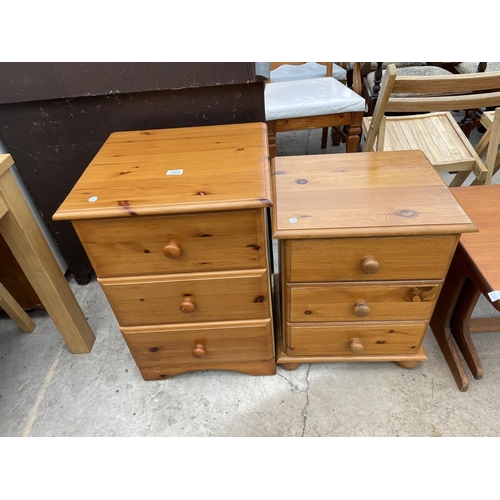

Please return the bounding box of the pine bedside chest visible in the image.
[53,123,275,380]
[271,150,476,371]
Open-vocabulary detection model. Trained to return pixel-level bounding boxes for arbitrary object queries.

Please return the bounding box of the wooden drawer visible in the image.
[286,321,427,356]
[121,320,274,367]
[73,209,267,278]
[287,281,441,322]
[100,269,271,327]
[286,235,458,282]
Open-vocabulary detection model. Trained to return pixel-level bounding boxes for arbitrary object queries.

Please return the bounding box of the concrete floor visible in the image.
[1,125,499,437]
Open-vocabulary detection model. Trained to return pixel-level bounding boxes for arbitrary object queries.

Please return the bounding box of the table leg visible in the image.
[0,167,95,353]
[430,253,470,391]
[450,278,484,380]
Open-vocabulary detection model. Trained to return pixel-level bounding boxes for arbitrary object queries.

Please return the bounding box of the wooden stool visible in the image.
[0,154,95,353]
[430,185,500,391]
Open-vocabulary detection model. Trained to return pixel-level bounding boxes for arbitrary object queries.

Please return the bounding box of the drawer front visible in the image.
[121,320,274,367]
[100,269,271,327]
[286,321,427,356]
[74,209,267,278]
[287,235,457,282]
[287,281,441,322]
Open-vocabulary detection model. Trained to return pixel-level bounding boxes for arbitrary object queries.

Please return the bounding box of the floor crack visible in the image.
[301,364,311,437]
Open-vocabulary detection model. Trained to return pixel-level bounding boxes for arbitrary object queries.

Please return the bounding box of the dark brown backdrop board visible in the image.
[0,234,43,311]
[0,63,268,285]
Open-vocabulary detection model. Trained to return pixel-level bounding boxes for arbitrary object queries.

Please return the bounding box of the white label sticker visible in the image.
[88,196,98,202]
[488,290,500,302]
[166,169,183,176]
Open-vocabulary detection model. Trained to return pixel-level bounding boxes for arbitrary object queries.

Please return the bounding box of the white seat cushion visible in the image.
[265,77,366,121]
[270,62,347,82]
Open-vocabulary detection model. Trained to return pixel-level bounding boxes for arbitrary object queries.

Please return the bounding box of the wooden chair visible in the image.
[350,63,461,114]
[473,107,500,184]
[362,64,500,186]
[265,62,366,158]
[455,63,500,134]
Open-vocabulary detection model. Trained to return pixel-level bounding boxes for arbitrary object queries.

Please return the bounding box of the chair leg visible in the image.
[331,127,342,146]
[321,127,328,149]
[345,112,363,153]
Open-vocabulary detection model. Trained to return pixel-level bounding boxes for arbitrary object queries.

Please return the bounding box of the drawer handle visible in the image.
[163,241,182,259]
[361,255,379,274]
[180,297,195,313]
[354,300,371,317]
[192,344,206,358]
[350,338,364,354]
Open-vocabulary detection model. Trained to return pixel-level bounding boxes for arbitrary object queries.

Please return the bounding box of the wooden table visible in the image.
[272,150,476,371]
[430,185,500,391]
[0,154,95,353]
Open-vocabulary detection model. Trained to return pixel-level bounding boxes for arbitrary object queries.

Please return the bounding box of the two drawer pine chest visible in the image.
[271,150,476,370]
[54,123,275,380]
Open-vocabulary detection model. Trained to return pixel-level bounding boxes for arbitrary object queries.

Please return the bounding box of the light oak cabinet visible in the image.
[54,123,275,380]
[271,150,476,370]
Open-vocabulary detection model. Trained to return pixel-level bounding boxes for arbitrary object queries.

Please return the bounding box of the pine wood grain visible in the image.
[100,269,270,327]
[286,321,427,356]
[138,359,276,380]
[272,150,476,238]
[73,209,267,278]
[287,281,441,322]
[53,123,272,221]
[286,235,458,282]
[121,319,273,368]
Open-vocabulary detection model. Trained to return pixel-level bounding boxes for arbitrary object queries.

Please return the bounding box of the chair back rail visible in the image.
[364,65,500,153]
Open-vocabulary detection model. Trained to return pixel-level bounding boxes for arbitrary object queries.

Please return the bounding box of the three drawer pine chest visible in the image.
[271,150,476,370]
[54,123,275,380]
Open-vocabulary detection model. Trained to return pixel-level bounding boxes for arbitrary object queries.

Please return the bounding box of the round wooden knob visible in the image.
[354,300,371,317]
[361,255,379,274]
[179,297,195,313]
[350,338,364,354]
[163,241,181,259]
[192,344,205,358]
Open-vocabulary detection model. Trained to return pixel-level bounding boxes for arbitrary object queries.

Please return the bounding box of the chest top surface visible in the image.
[271,150,476,239]
[53,123,272,221]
